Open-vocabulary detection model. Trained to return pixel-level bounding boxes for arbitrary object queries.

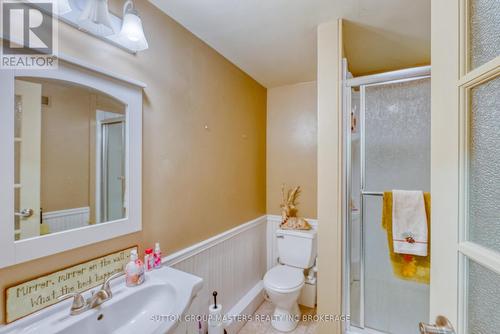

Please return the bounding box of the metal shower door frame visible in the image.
[342,63,431,333]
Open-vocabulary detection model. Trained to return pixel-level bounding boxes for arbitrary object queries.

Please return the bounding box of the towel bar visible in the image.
[361,191,384,197]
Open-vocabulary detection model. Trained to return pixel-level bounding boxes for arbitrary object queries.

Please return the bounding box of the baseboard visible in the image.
[225,281,264,334]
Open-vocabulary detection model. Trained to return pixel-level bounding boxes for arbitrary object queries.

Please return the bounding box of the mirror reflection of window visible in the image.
[14,78,127,241]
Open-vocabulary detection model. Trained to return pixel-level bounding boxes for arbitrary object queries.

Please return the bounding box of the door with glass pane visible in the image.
[430,0,499,333]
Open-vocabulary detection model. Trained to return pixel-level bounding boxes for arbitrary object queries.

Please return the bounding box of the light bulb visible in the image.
[119,0,148,52]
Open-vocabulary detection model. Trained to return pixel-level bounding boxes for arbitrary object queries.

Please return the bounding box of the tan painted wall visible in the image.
[0,0,266,323]
[343,19,430,77]
[266,81,317,219]
[40,82,92,213]
[317,20,343,334]
[34,78,125,223]
[341,0,430,77]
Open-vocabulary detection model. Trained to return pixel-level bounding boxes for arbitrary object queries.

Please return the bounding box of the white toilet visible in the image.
[263,228,317,332]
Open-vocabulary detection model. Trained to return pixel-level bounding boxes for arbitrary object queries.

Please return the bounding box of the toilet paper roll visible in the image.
[208,323,224,334]
[209,304,222,316]
[208,304,224,334]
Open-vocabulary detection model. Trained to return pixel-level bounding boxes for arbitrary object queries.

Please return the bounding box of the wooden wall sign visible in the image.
[5,246,137,323]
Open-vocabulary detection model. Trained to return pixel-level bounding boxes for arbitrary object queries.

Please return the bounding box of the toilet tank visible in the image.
[276,229,317,269]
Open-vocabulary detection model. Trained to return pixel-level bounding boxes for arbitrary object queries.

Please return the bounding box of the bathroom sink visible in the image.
[0,266,203,334]
[60,284,177,334]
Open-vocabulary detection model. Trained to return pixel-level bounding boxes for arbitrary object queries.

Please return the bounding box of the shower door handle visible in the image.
[419,316,455,334]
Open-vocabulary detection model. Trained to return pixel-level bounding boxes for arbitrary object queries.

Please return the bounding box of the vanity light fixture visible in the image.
[119,0,149,52]
[27,0,71,15]
[79,0,115,36]
[56,0,72,15]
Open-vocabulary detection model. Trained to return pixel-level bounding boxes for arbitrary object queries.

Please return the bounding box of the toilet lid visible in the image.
[264,265,304,291]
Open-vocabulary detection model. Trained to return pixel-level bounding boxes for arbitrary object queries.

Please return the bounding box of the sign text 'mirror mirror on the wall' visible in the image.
[6,247,136,323]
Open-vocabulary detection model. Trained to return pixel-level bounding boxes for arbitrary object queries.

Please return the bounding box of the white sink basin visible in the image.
[0,266,203,334]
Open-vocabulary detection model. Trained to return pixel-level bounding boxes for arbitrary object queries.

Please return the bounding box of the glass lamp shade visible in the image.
[119,12,148,51]
[79,0,115,36]
[57,0,72,15]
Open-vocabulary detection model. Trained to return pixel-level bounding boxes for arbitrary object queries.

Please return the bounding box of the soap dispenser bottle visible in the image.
[125,249,145,287]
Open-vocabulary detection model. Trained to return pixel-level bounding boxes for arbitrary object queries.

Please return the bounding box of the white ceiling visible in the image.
[149,0,430,88]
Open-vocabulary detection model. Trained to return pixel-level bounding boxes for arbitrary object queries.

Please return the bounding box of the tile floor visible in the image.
[238,301,317,334]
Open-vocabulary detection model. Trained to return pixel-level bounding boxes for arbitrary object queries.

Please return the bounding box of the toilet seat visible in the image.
[264,265,304,293]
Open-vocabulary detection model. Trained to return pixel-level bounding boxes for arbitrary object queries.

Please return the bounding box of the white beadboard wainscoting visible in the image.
[266,215,318,270]
[42,207,90,233]
[164,215,268,334]
[164,214,318,334]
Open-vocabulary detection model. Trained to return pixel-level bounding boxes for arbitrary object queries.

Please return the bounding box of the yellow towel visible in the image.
[382,191,431,284]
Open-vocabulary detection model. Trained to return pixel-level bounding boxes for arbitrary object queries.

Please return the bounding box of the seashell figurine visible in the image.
[279,184,311,230]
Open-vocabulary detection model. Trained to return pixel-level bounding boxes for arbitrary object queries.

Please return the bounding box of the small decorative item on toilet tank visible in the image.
[279,184,311,230]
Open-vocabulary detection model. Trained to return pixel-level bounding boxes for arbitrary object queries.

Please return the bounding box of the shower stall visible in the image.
[342,62,431,334]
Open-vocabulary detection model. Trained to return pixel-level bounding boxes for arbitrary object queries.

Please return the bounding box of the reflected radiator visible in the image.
[42,207,90,233]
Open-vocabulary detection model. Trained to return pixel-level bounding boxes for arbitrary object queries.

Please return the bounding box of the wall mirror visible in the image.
[15,78,127,240]
[0,57,144,268]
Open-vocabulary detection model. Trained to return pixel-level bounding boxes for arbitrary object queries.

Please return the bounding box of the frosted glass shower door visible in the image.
[101,121,125,222]
[362,78,431,333]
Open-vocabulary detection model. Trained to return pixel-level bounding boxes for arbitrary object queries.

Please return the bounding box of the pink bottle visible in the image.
[153,242,162,269]
[144,248,154,271]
